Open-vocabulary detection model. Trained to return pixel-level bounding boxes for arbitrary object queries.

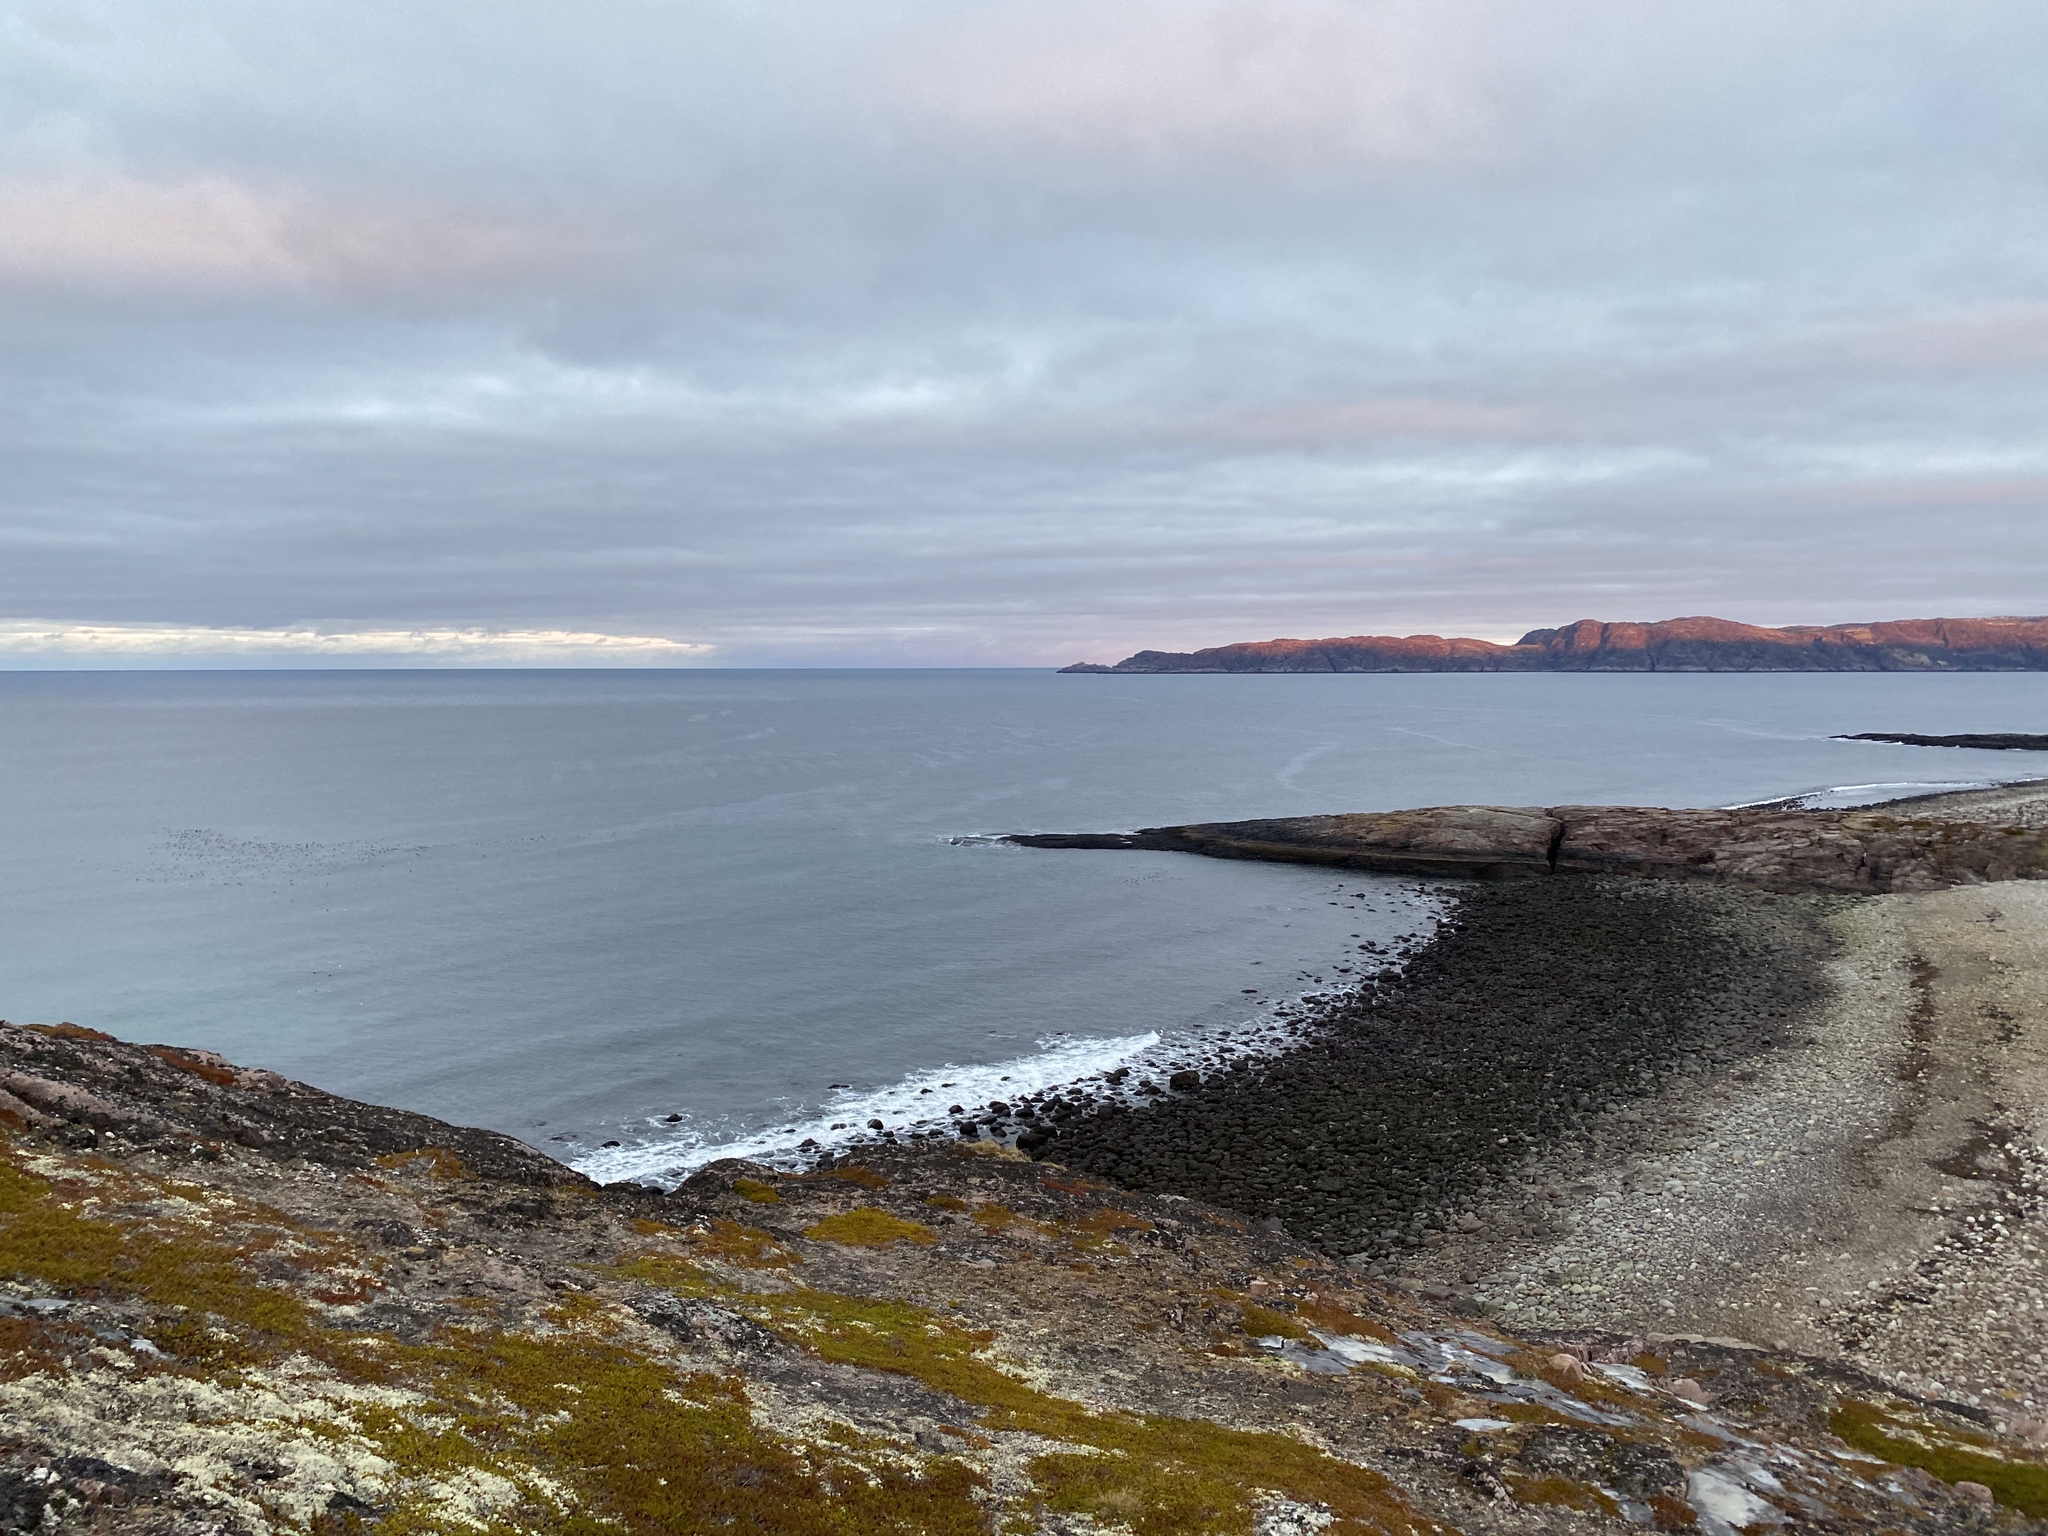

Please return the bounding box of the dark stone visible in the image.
[1517,1427,1685,1500]
[1046,876,1831,1251]
[1837,731,2048,751]
[1168,1070,1202,1091]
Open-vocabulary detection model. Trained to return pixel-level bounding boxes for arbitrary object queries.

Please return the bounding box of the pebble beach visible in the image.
[1034,781,2048,1425]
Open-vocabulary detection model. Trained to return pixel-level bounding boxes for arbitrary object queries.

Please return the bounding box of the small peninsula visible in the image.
[1060,615,2048,673]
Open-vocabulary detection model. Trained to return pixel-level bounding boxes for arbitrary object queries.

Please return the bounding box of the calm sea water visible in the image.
[2,668,2044,1179]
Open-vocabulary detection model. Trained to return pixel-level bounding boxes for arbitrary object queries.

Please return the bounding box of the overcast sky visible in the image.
[4,1,2045,666]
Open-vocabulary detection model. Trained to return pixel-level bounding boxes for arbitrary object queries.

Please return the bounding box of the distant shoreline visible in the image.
[1062,613,2048,674]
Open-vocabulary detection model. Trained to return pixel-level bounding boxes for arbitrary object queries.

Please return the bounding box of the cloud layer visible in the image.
[3,0,2045,664]
[0,619,711,666]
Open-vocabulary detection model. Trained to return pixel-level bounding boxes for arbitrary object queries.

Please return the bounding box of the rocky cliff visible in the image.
[1060,615,2048,673]
[5,1018,2047,1535]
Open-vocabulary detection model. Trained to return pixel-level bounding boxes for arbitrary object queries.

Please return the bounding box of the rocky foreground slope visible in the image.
[1059,615,2048,674]
[2,1010,2047,1534]
[10,786,2048,1533]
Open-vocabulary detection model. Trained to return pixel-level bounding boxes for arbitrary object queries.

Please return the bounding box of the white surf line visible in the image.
[572,1031,1160,1187]
[572,881,1454,1189]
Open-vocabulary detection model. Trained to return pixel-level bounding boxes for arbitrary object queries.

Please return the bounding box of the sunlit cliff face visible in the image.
[4,1,2046,666]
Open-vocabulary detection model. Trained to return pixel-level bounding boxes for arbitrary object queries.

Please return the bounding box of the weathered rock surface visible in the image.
[1009,801,2048,893]
[1061,614,2048,673]
[5,1019,2046,1531]
[1839,732,2048,751]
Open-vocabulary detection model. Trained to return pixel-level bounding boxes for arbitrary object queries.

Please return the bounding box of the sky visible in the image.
[4,0,2046,667]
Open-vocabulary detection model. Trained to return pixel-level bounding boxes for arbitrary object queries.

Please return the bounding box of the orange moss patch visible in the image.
[923,1193,969,1212]
[0,1317,67,1382]
[1039,1174,1101,1197]
[1647,1493,1698,1529]
[26,1023,117,1043]
[1294,1297,1395,1343]
[371,1148,473,1182]
[805,1209,938,1248]
[145,1045,237,1086]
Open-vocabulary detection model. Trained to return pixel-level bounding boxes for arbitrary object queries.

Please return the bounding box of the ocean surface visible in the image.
[2,668,2045,1181]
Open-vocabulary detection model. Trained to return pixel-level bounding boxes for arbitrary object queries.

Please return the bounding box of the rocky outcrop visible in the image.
[1061,614,2048,673]
[1008,801,2048,893]
[1840,732,2048,750]
[3,1019,2045,1534]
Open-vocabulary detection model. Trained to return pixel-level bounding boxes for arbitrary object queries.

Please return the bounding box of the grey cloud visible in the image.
[2,0,2045,664]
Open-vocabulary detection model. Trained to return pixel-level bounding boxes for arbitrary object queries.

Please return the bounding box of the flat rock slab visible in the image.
[1010,802,2048,893]
[1837,731,2048,750]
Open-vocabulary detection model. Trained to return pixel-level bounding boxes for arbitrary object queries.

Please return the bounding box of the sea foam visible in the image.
[572,1029,1162,1186]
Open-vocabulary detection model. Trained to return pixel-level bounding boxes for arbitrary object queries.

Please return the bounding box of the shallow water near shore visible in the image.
[1,667,2045,1173]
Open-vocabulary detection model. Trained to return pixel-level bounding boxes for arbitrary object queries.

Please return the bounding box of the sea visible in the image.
[2,667,2044,1184]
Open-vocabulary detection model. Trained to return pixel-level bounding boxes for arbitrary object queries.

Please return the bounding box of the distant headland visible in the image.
[1059,614,2048,673]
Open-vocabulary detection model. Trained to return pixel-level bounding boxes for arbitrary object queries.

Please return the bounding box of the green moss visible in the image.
[1236,1302,1318,1345]
[733,1286,1432,1536]
[363,1320,988,1536]
[804,1209,937,1247]
[1032,1450,1252,1535]
[970,1205,1019,1232]
[1062,1208,1153,1254]
[7,1146,993,1533]
[616,1221,800,1277]
[732,1177,782,1204]
[0,1156,317,1356]
[1501,1472,1618,1516]
[1831,1401,2048,1515]
[923,1193,969,1212]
